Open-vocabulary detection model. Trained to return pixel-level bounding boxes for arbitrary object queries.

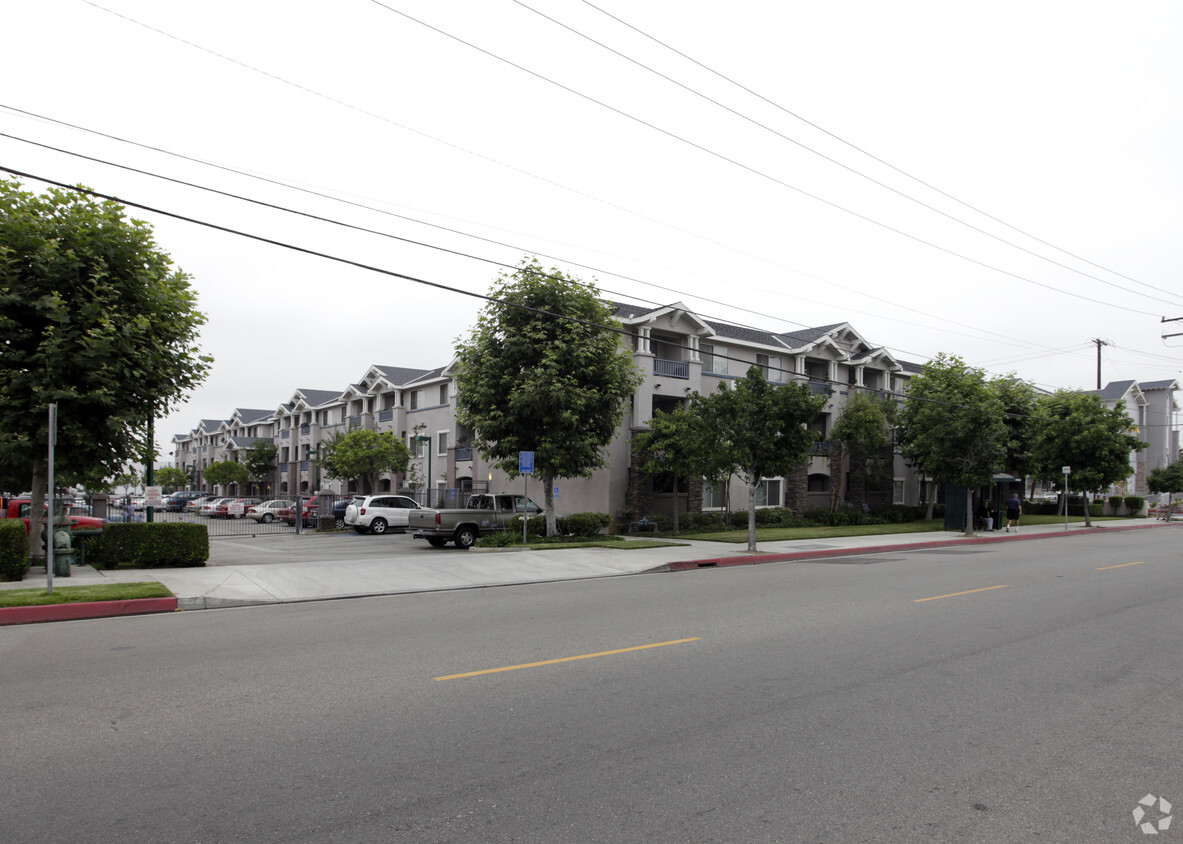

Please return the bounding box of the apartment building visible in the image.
[1083,379,1181,496]
[172,301,932,520]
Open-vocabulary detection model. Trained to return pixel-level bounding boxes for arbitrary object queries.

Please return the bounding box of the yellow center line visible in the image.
[435,637,702,681]
[1097,561,1145,570]
[914,585,1008,603]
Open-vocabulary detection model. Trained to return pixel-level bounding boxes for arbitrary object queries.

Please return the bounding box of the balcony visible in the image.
[809,382,833,396]
[455,447,474,461]
[653,358,689,379]
[378,409,394,423]
[811,440,831,456]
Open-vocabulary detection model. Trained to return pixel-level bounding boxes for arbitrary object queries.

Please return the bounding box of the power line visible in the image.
[0,108,1085,365]
[2,165,1042,418]
[61,5,1169,343]
[366,0,1165,318]
[575,0,1183,305]
[512,0,1183,309]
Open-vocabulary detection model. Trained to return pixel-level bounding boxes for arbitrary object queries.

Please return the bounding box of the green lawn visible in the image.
[674,514,1127,544]
[0,582,174,608]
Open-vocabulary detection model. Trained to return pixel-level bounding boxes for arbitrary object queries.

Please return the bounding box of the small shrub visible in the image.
[680,512,728,533]
[476,530,516,548]
[565,512,610,537]
[1108,495,1124,510]
[0,520,28,582]
[1124,496,1144,515]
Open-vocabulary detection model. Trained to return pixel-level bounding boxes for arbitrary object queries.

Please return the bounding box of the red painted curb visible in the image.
[667,522,1176,571]
[0,597,179,626]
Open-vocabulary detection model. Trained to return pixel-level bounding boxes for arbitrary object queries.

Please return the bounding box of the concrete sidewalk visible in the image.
[3,518,1175,617]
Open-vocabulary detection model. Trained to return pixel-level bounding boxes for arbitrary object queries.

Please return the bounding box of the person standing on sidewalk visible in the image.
[978,499,994,532]
[1005,493,1022,532]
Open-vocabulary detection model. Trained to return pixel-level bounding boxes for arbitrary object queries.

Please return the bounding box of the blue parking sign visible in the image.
[519,451,534,474]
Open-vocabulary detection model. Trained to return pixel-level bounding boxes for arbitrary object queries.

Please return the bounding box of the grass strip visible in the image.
[675,515,1126,544]
[0,582,174,608]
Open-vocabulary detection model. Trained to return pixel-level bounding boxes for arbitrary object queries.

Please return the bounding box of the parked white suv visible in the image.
[344,495,421,535]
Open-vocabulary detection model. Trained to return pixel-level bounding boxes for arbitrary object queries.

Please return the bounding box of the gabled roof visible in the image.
[227,435,265,449]
[232,408,274,425]
[1084,380,1143,403]
[1141,379,1180,391]
[289,388,343,408]
[403,366,449,387]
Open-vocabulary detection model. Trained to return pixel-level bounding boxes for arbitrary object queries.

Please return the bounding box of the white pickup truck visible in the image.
[409,493,543,548]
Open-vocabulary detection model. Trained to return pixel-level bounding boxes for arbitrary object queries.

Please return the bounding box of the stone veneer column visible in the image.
[786,463,808,514]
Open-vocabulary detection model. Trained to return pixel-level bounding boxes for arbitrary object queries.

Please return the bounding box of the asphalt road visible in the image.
[2,528,1180,842]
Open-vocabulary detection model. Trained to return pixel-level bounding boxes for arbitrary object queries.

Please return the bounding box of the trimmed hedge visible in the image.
[1124,496,1144,513]
[566,512,611,537]
[86,523,208,569]
[0,519,29,582]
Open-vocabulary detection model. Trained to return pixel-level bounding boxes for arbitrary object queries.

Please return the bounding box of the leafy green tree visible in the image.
[203,460,248,490]
[700,366,828,551]
[990,374,1040,492]
[828,391,892,510]
[1032,391,1147,527]
[897,354,1007,536]
[1148,462,1183,513]
[152,466,189,494]
[318,429,410,494]
[453,257,642,536]
[632,405,714,532]
[243,440,278,495]
[0,179,210,554]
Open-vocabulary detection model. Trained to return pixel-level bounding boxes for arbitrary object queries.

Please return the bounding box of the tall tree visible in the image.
[152,466,189,494]
[1032,391,1147,527]
[897,354,1006,536]
[700,366,828,552]
[990,374,1040,493]
[828,390,893,510]
[318,429,410,495]
[1147,462,1183,514]
[0,179,210,554]
[453,257,642,536]
[632,405,714,532]
[203,460,248,491]
[243,440,279,496]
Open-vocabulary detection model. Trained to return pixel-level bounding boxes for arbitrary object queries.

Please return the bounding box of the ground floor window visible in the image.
[893,479,905,504]
[754,478,782,508]
[703,482,726,509]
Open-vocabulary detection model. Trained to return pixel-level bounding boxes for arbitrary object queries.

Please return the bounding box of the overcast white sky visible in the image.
[4,0,1182,463]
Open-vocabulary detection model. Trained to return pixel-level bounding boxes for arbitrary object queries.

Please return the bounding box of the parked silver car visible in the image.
[246,499,296,523]
[343,495,421,535]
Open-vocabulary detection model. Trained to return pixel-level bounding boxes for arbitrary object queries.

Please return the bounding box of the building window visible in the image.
[439,384,448,405]
[702,344,727,375]
[893,479,905,504]
[438,431,448,455]
[756,354,769,379]
[410,391,419,410]
[754,478,782,507]
[703,483,726,509]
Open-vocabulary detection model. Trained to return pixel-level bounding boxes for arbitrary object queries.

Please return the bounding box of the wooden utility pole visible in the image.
[1092,338,1109,389]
